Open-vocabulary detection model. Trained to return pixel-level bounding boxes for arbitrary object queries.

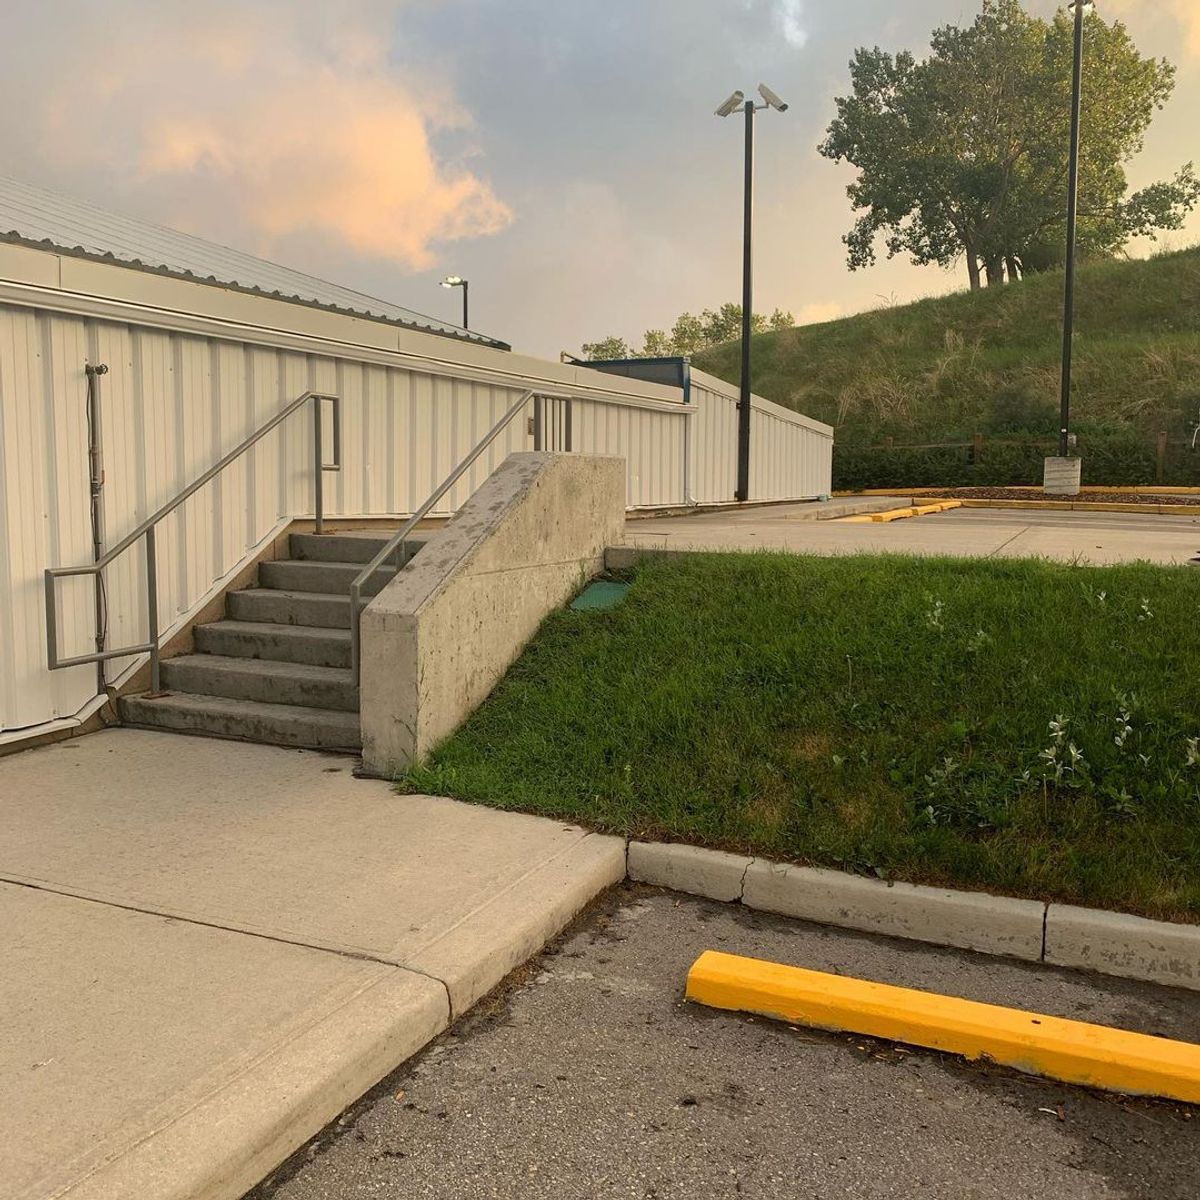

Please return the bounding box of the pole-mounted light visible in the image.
[716,84,789,502]
[1056,0,1093,468]
[440,275,469,330]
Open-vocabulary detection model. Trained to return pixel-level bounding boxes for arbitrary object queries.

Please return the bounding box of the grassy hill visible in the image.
[693,247,1200,487]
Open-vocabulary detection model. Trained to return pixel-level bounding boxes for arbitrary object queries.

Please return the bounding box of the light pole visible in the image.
[441,275,469,330]
[1053,0,1093,488]
[716,84,788,502]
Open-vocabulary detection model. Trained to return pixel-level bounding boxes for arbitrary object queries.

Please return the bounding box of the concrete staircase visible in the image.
[119,531,425,752]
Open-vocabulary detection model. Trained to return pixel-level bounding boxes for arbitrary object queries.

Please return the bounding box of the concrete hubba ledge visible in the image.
[360,452,626,777]
[628,840,1200,992]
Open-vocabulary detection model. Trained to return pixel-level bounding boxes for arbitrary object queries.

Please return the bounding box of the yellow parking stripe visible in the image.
[686,951,1200,1103]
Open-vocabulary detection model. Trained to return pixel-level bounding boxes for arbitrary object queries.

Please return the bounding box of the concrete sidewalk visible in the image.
[624,503,1200,565]
[0,730,624,1200]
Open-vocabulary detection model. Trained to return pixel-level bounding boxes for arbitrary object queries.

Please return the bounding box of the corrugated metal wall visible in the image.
[689,368,833,506]
[0,307,831,734]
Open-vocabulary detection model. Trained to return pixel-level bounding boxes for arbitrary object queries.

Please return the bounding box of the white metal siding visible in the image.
[572,397,686,508]
[0,302,831,733]
[687,374,739,504]
[688,369,832,507]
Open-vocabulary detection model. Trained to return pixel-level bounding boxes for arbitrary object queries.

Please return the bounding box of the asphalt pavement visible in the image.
[250,885,1200,1200]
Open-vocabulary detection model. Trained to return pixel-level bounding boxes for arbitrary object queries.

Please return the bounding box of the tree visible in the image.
[818,0,1199,290]
[579,335,632,360]
[580,305,796,360]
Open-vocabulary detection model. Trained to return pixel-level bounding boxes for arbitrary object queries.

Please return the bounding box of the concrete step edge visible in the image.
[162,654,353,683]
[119,691,361,750]
[199,620,351,643]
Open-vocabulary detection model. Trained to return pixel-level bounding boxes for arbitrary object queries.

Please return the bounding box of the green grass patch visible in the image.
[404,553,1200,921]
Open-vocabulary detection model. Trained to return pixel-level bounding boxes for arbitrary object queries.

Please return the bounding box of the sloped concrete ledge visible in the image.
[627,840,1200,991]
[361,453,626,776]
[1044,904,1200,990]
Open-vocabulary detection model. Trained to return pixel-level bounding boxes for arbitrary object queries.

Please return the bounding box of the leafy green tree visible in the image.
[579,335,632,360]
[581,305,796,360]
[818,0,1199,289]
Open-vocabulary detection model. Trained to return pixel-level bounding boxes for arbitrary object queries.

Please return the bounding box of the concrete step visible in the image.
[258,559,397,597]
[160,654,358,712]
[120,692,361,752]
[227,588,351,629]
[289,532,427,566]
[194,620,351,669]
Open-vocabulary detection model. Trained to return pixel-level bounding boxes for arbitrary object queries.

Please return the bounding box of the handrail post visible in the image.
[349,582,361,682]
[145,526,161,693]
[313,395,325,535]
[44,569,59,670]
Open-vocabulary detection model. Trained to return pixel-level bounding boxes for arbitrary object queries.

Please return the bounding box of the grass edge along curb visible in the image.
[685,950,1200,1104]
[627,841,1200,992]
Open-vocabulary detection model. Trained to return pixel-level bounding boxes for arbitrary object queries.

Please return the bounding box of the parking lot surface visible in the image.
[624,504,1200,566]
[251,886,1200,1200]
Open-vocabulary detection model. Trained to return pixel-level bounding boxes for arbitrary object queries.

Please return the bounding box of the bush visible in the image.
[833,432,1200,490]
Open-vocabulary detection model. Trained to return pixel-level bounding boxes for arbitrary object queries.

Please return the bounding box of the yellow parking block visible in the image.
[686,950,1200,1103]
[839,500,962,523]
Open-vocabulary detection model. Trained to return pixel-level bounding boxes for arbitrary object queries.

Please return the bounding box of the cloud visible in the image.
[11,1,512,270]
[774,0,809,50]
[1104,0,1200,59]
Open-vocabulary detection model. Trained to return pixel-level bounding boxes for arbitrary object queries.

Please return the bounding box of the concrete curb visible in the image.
[409,832,628,1017]
[66,968,450,1200]
[1045,903,1200,990]
[956,498,1200,516]
[64,831,626,1200]
[628,839,1200,993]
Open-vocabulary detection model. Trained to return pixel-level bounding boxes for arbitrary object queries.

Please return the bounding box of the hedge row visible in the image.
[832,434,1200,490]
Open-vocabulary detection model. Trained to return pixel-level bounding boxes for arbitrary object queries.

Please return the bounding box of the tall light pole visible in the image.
[716,84,788,502]
[1058,0,1092,461]
[441,275,469,330]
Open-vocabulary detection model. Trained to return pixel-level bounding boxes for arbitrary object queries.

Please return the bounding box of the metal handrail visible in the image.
[45,389,341,693]
[348,389,537,681]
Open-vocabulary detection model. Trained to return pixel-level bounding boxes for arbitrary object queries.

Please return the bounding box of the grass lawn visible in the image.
[403,552,1200,921]
[692,246,1200,446]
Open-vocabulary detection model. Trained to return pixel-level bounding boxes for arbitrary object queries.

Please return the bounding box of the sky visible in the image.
[2,1,1197,358]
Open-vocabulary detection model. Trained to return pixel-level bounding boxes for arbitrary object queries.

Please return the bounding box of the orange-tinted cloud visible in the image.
[32,2,512,269]
[1105,0,1200,60]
